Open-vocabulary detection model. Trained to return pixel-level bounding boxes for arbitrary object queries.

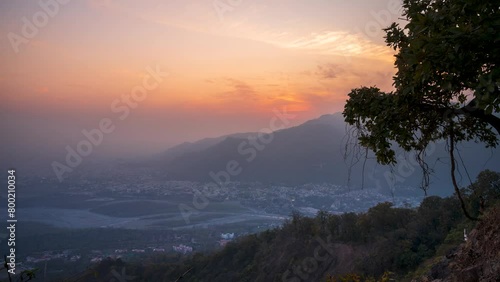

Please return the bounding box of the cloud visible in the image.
[216,78,258,100]
[315,63,343,79]
[266,30,393,60]
[211,27,395,62]
[126,2,394,61]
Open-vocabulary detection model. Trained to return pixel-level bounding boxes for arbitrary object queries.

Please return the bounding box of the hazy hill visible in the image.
[158,132,258,163]
[156,113,500,195]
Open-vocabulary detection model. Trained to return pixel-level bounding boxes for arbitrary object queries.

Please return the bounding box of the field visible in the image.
[11,193,284,231]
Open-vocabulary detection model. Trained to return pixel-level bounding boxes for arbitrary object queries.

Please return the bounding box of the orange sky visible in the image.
[1,0,403,159]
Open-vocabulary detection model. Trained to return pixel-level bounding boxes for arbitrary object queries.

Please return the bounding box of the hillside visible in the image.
[416,206,500,282]
[66,170,499,282]
[71,196,480,282]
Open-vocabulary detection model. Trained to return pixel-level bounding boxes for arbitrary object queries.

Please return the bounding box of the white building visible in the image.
[221,233,235,240]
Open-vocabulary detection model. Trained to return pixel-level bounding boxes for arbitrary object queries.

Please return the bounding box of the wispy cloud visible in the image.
[118,1,394,61]
[315,63,343,79]
[216,78,258,101]
[259,30,394,60]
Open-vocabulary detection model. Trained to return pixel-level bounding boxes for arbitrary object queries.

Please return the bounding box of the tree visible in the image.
[343,0,500,220]
[463,170,500,216]
[1,255,39,282]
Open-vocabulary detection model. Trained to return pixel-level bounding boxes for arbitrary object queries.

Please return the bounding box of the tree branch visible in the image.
[456,97,500,135]
[449,121,479,221]
[420,99,500,135]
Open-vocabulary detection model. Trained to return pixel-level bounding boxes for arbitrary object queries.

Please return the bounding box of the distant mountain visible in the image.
[158,132,257,163]
[156,113,500,195]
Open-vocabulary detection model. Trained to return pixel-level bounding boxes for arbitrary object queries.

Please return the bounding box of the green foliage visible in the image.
[327,273,362,282]
[326,271,396,282]
[19,269,39,281]
[344,0,500,166]
[463,169,500,216]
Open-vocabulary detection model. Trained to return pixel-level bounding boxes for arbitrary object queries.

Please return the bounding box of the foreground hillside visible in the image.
[416,206,500,282]
[65,171,499,281]
[69,202,470,281]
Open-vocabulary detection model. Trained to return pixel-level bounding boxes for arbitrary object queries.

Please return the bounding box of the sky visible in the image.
[0,0,404,167]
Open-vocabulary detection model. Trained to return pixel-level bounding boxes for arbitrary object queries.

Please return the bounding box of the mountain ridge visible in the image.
[153,113,500,195]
